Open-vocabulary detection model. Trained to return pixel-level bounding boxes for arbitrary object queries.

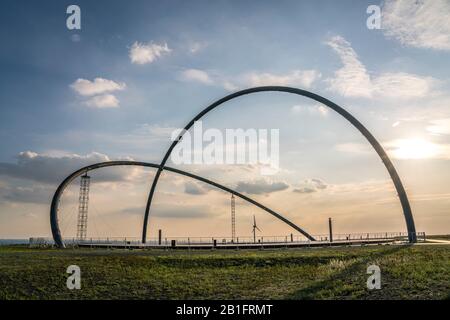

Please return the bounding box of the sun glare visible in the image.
[388,138,439,160]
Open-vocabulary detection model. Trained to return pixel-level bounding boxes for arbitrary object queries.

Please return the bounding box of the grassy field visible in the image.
[0,244,449,300]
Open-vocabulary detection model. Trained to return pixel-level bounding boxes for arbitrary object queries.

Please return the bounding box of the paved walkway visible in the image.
[424,239,450,244]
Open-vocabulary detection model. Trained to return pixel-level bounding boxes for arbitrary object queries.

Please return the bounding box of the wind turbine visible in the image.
[252,215,261,243]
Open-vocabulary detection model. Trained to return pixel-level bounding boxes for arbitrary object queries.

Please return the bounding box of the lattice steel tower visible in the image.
[231,194,236,242]
[77,173,90,241]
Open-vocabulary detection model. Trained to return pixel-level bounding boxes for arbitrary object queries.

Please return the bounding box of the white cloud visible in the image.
[426,118,450,135]
[291,104,328,117]
[293,178,328,194]
[70,78,126,96]
[178,69,321,91]
[222,80,239,91]
[371,72,437,99]
[325,35,438,99]
[70,78,125,108]
[180,68,214,85]
[86,94,119,108]
[244,70,321,88]
[129,41,171,64]
[382,0,450,51]
[325,36,372,98]
[85,94,120,108]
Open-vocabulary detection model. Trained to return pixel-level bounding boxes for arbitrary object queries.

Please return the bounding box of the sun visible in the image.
[388,138,439,160]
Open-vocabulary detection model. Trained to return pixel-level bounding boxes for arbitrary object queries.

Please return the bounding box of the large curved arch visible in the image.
[143,86,417,243]
[50,161,315,248]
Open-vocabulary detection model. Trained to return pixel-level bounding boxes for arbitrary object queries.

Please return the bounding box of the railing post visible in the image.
[328,218,333,243]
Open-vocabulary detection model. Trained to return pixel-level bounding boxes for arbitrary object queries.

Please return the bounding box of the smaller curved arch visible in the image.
[50,161,315,248]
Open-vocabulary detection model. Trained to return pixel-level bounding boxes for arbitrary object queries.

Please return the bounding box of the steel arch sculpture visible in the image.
[50,161,315,248]
[143,86,417,243]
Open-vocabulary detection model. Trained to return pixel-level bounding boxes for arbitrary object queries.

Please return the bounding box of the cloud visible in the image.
[177,68,321,91]
[292,178,328,194]
[222,81,239,91]
[0,184,53,204]
[382,0,450,51]
[184,181,208,195]
[180,69,214,85]
[325,35,437,98]
[243,70,321,88]
[292,187,316,194]
[291,104,328,117]
[308,178,328,190]
[71,78,126,108]
[372,72,437,99]
[325,36,372,98]
[0,151,139,184]
[426,118,450,135]
[235,179,289,195]
[129,41,171,64]
[85,94,120,108]
[70,78,126,96]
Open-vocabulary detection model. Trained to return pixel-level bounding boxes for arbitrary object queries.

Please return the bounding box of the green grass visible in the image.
[0,244,449,300]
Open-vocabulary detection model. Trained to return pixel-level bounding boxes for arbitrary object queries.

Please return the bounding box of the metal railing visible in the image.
[41,231,426,248]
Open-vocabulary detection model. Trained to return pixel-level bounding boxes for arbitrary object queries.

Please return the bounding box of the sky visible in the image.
[0,0,449,240]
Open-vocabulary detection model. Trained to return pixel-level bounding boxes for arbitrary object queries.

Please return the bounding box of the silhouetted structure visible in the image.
[50,86,417,247]
[50,161,314,248]
[76,174,90,240]
[329,218,333,243]
[252,215,261,243]
[143,86,417,244]
[231,194,236,242]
